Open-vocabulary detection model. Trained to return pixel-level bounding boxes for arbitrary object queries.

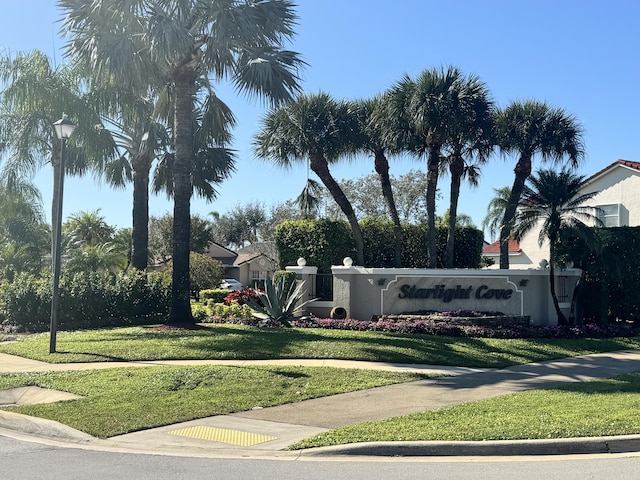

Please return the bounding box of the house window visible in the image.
[596,204,622,227]
[251,270,267,289]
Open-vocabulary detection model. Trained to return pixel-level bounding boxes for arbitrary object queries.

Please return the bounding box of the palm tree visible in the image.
[352,96,403,267]
[61,0,305,325]
[512,168,599,325]
[295,178,323,219]
[385,66,477,268]
[63,209,115,247]
[482,186,511,242]
[494,100,584,269]
[441,75,494,267]
[0,50,111,287]
[254,92,366,265]
[91,87,171,271]
[0,176,49,281]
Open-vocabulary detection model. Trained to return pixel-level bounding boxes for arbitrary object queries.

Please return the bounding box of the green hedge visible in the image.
[276,219,356,273]
[273,270,297,293]
[276,218,483,271]
[560,226,640,324]
[200,288,231,303]
[0,270,170,333]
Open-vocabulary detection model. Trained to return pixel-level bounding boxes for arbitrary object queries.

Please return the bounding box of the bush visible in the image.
[0,270,170,333]
[161,252,225,299]
[201,301,253,320]
[275,218,484,270]
[224,288,259,306]
[287,317,637,339]
[200,288,231,303]
[273,270,297,294]
[276,219,356,273]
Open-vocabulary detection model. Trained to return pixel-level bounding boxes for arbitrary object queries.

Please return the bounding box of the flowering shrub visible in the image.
[224,288,259,306]
[288,317,638,339]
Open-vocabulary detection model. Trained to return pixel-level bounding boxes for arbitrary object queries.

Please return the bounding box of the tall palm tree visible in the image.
[0,50,111,285]
[61,0,305,325]
[513,168,599,325]
[90,86,171,271]
[494,100,584,269]
[254,92,366,265]
[353,96,403,267]
[385,66,476,268]
[441,74,494,267]
[482,186,512,242]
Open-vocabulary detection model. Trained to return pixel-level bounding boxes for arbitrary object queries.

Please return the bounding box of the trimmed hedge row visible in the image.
[0,270,170,333]
[276,218,484,272]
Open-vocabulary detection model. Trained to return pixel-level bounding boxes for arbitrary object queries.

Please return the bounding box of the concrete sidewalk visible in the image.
[2,350,640,457]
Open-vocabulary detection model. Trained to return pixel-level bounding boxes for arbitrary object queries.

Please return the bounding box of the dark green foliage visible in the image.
[363,219,483,268]
[273,270,297,294]
[275,219,356,273]
[200,289,230,303]
[161,252,225,299]
[0,270,170,333]
[561,227,640,324]
[187,252,224,299]
[276,218,484,270]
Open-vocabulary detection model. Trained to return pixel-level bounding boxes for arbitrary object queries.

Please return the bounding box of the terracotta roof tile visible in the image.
[482,240,521,254]
[582,159,640,185]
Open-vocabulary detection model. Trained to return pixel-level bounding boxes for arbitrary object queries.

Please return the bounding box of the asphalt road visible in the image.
[3,433,640,480]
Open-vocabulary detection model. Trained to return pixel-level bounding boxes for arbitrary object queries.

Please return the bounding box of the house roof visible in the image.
[582,159,640,187]
[233,252,276,267]
[482,240,521,255]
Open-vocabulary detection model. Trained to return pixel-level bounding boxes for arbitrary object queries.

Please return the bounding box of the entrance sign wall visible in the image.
[383,275,523,316]
[287,261,582,326]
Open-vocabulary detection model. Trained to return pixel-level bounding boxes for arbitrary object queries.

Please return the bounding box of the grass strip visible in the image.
[0,366,427,438]
[2,325,640,368]
[291,372,640,449]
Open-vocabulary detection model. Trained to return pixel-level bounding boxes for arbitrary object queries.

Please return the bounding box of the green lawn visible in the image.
[3,325,640,447]
[291,372,640,449]
[0,366,427,438]
[2,324,640,368]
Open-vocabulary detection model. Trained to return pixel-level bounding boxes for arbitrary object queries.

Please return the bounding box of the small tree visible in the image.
[162,252,224,301]
[513,168,599,325]
[189,253,225,300]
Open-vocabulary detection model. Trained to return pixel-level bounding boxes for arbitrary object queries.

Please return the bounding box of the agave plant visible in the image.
[244,277,317,327]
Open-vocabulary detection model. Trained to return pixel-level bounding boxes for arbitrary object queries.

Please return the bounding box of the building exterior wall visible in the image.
[499,164,640,269]
[581,168,640,226]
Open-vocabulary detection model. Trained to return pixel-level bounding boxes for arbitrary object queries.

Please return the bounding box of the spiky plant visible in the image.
[244,277,316,327]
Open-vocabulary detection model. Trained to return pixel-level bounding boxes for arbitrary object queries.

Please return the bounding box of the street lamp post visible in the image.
[50,114,76,354]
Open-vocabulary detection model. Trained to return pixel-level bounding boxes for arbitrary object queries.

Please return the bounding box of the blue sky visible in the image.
[2,0,640,239]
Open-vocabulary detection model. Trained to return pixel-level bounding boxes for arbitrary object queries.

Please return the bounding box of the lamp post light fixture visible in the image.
[50,114,76,354]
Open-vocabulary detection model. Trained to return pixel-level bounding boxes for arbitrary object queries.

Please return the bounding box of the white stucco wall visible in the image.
[325,266,580,326]
[580,166,640,226]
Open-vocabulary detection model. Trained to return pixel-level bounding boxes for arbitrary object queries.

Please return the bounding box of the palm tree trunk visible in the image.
[169,73,195,326]
[549,261,568,325]
[130,155,151,271]
[499,155,532,269]
[446,154,464,268]
[374,150,403,267]
[310,154,364,266]
[426,141,441,268]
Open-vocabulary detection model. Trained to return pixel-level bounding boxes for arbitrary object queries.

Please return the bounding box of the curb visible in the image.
[0,410,93,443]
[300,435,640,457]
